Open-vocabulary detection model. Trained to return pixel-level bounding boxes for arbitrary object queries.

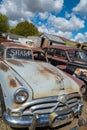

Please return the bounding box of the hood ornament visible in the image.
[58,95,67,104]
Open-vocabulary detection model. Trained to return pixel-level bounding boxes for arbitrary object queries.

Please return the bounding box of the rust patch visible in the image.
[64,71,84,87]
[7,59,23,66]
[8,75,18,88]
[0,62,9,72]
[10,78,17,88]
[38,64,63,82]
[38,68,50,79]
[13,103,22,109]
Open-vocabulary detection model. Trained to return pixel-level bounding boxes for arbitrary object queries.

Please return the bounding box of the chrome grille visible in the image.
[23,93,81,116]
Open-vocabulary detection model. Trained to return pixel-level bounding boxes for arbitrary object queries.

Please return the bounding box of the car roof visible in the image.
[0,42,44,52]
[44,45,78,51]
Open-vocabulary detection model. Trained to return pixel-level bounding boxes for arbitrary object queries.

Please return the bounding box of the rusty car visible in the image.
[77,43,87,55]
[43,45,87,93]
[0,42,85,129]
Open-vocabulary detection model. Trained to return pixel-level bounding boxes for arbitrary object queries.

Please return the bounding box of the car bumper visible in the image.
[3,104,83,128]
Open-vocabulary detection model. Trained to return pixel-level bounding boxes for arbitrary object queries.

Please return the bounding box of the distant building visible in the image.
[7,33,33,45]
[7,33,41,47]
[27,36,41,47]
[40,33,66,48]
[6,33,66,48]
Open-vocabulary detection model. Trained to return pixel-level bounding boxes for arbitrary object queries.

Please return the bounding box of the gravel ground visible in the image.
[0,100,87,130]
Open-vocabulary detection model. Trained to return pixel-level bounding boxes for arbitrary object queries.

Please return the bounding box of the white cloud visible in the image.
[38,24,56,34]
[65,12,72,18]
[39,12,49,20]
[38,23,72,39]
[48,14,85,32]
[0,0,35,26]
[73,0,87,17]
[0,0,64,26]
[73,32,87,43]
[9,20,18,27]
[24,0,64,12]
[56,31,73,39]
[0,0,87,43]
[38,25,49,33]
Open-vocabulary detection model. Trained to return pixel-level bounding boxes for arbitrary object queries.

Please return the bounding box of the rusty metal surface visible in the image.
[0,41,84,129]
[6,59,81,98]
[44,45,78,51]
[0,62,9,72]
[63,71,85,87]
[0,42,44,52]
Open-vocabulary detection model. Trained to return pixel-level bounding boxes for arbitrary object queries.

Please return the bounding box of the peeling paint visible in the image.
[38,64,63,82]
[8,75,18,88]
[0,62,9,72]
[7,60,23,66]
[13,103,22,109]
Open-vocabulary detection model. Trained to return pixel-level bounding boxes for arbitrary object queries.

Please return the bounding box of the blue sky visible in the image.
[0,0,87,43]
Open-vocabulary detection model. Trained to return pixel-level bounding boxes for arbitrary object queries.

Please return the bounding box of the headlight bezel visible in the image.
[14,88,29,104]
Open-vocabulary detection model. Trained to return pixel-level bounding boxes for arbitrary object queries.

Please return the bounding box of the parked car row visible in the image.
[0,42,86,130]
[43,45,87,95]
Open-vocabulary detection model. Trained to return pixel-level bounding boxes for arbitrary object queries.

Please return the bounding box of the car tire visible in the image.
[0,85,6,118]
[0,100,2,118]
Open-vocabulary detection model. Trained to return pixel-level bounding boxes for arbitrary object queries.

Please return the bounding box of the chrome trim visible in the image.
[3,93,83,128]
[22,93,81,115]
[14,88,29,104]
[3,102,83,128]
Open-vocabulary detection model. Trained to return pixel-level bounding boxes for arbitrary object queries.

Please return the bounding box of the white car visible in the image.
[0,42,85,129]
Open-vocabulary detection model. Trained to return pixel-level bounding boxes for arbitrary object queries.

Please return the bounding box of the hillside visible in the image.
[59,36,79,48]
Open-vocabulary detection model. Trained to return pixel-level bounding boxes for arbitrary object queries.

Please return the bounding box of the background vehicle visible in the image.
[43,45,87,95]
[77,43,87,55]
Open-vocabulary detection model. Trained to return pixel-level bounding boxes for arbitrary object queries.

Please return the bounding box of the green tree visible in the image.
[11,21,39,36]
[0,13,9,32]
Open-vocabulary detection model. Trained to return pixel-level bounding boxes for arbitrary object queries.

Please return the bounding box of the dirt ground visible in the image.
[0,100,87,130]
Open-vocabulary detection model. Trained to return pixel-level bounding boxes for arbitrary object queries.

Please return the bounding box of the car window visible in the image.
[46,48,55,56]
[81,46,87,55]
[6,48,32,60]
[54,49,67,59]
[67,50,75,59]
[68,50,87,61]
[33,51,47,62]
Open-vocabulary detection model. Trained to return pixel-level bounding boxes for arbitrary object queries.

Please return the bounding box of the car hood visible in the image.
[6,59,80,98]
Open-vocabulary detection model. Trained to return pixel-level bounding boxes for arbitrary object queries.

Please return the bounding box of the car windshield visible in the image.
[6,48,32,60]
[68,50,87,62]
[81,46,87,55]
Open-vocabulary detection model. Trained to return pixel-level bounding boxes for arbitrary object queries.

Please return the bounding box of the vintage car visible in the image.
[43,45,87,90]
[0,42,85,129]
[77,43,87,55]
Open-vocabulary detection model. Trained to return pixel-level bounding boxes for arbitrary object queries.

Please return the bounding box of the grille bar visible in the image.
[23,93,81,116]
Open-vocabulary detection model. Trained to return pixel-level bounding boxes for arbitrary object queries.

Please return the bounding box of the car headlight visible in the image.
[80,85,86,95]
[14,88,28,104]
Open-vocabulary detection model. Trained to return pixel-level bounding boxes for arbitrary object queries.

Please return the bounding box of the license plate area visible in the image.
[49,112,74,128]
